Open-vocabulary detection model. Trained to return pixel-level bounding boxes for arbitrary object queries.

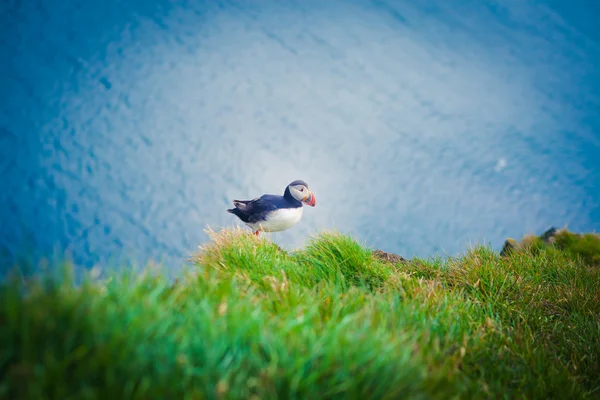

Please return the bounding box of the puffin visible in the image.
[227,180,316,236]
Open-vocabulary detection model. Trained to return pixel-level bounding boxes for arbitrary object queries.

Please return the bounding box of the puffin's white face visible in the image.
[289,184,316,206]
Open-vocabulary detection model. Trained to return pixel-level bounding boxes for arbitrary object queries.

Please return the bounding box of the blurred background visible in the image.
[1,0,599,273]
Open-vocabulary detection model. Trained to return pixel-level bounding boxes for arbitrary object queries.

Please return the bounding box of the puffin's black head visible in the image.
[288,180,308,188]
[284,180,316,207]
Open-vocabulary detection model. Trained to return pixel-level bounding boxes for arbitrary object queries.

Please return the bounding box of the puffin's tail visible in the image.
[228,199,252,216]
[227,201,246,214]
[231,200,251,209]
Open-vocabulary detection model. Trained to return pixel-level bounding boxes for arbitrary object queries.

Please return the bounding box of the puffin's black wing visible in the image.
[227,195,279,223]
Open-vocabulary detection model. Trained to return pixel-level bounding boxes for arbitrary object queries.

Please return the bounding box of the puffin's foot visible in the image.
[253,230,260,237]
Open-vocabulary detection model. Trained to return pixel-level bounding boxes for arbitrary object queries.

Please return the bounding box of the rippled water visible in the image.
[2,0,599,271]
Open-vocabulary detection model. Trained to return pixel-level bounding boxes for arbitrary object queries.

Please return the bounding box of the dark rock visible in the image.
[373,250,406,264]
[500,238,518,257]
[541,227,558,242]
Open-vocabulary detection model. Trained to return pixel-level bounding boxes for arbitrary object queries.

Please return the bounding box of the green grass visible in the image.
[552,231,600,267]
[1,227,600,399]
[504,228,600,268]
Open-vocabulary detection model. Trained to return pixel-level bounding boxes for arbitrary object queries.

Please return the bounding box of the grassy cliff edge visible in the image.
[1,227,599,399]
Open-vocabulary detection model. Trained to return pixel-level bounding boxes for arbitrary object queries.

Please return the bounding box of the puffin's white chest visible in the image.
[247,207,303,232]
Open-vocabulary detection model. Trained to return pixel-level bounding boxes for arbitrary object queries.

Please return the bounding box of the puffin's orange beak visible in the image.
[303,191,316,207]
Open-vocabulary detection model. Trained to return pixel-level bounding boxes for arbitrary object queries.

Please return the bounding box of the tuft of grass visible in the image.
[505,228,600,268]
[1,227,599,399]
[553,231,600,267]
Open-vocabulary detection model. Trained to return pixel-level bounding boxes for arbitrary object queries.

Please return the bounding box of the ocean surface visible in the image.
[2,0,599,272]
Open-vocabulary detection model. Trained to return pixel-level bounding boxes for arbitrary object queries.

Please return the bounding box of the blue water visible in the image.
[2,0,599,272]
